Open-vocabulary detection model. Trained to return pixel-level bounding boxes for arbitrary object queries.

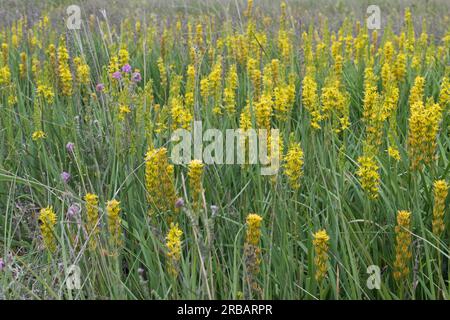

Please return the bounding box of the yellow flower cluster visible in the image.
[432,180,449,236]
[19,52,27,78]
[245,213,263,246]
[106,199,122,246]
[408,76,425,108]
[273,81,295,121]
[84,193,100,250]
[166,222,183,277]
[254,92,272,130]
[118,105,131,121]
[393,210,412,282]
[356,155,380,199]
[36,82,55,103]
[0,65,11,86]
[109,55,119,76]
[313,229,330,282]
[185,64,196,109]
[438,77,450,107]
[39,206,57,252]
[145,147,177,214]
[32,130,46,141]
[188,159,204,208]
[244,213,263,295]
[301,74,321,129]
[57,38,73,96]
[362,67,383,155]
[170,90,193,130]
[224,64,238,115]
[283,141,304,189]
[118,48,129,67]
[74,57,90,85]
[320,79,349,133]
[407,98,443,170]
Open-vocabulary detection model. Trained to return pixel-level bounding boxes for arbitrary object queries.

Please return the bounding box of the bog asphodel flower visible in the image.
[255,92,272,130]
[407,98,443,170]
[84,193,100,250]
[36,82,55,103]
[166,222,183,277]
[106,199,122,246]
[30,128,45,140]
[393,210,412,282]
[57,37,73,96]
[283,141,304,190]
[438,77,450,107]
[302,74,321,129]
[273,80,295,121]
[39,206,57,252]
[0,65,11,86]
[118,104,131,121]
[188,159,204,208]
[357,155,380,199]
[432,180,449,236]
[170,96,192,129]
[313,229,330,282]
[145,147,177,214]
[409,76,425,109]
[244,213,263,294]
[224,64,238,115]
[118,48,129,67]
[74,57,90,85]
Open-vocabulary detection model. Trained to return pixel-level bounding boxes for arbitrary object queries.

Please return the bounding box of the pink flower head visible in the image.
[131,72,142,82]
[175,198,184,208]
[0,258,4,271]
[67,203,81,219]
[122,64,132,73]
[96,83,105,92]
[66,142,75,153]
[61,171,71,183]
[112,71,122,80]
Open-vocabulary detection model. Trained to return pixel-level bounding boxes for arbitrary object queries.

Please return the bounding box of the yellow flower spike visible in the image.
[57,37,73,96]
[255,92,273,130]
[393,210,412,282]
[224,64,238,115]
[244,213,263,296]
[118,105,131,121]
[387,146,401,161]
[118,48,129,67]
[438,77,450,107]
[188,159,204,209]
[84,193,100,250]
[32,130,46,141]
[166,223,183,277]
[408,76,425,110]
[407,98,443,170]
[357,155,380,199]
[283,141,304,190]
[106,199,122,247]
[245,214,263,246]
[74,58,90,85]
[432,180,449,236]
[145,147,177,215]
[39,206,57,252]
[302,74,321,129]
[108,55,120,75]
[313,229,330,282]
[0,65,11,86]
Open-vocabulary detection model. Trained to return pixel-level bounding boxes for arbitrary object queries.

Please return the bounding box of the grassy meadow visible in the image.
[0,0,449,299]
